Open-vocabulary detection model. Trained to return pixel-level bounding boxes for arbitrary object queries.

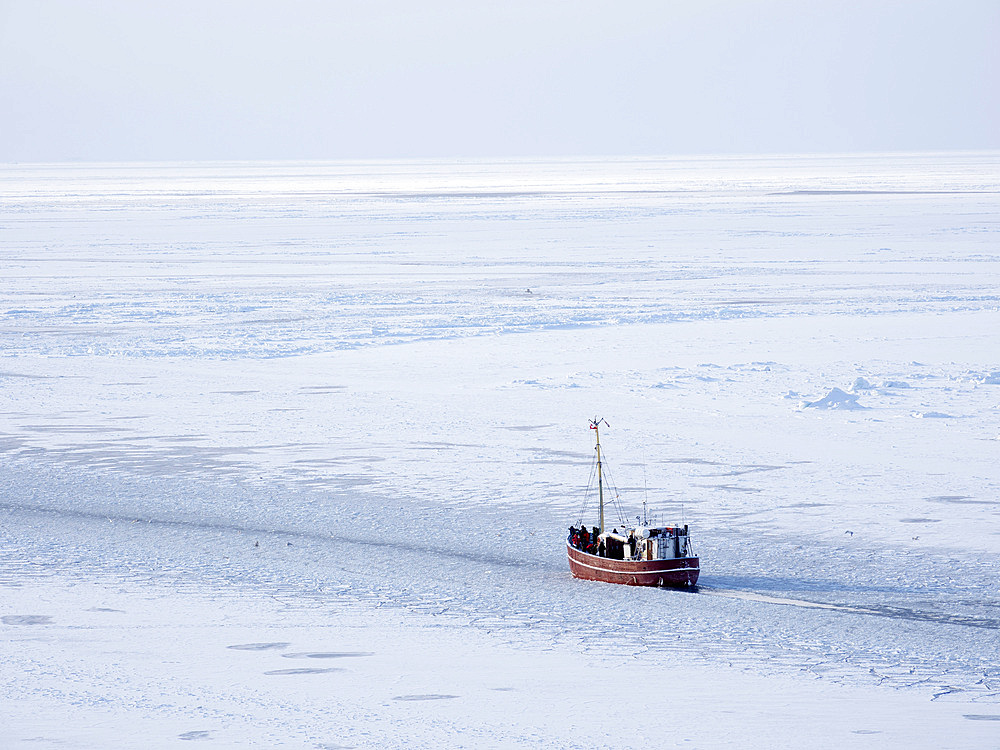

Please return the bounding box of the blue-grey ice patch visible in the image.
[264,667,345,675]
[392,694,458,701]
[178,730,212,741]
[911,411,955,419]
[280,652,373,659]
[2,615,52,625]
[882,380,910,389]
[804,388,867,410]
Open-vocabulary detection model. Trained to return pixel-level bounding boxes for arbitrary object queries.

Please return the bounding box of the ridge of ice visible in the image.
[851,377,874,392]
[805,387,867,410]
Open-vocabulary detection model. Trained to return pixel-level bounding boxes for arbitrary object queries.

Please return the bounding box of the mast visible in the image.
[591,418,608,534]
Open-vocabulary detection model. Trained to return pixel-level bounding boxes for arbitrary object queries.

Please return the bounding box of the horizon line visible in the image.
[3,148,1000,170]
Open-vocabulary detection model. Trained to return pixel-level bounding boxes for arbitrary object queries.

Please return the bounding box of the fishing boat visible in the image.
[567,419,699,587]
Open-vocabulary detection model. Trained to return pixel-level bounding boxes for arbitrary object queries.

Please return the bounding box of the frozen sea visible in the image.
[1,153,1000,748]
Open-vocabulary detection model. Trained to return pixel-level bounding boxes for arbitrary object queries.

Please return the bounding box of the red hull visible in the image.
[567,542,699,587]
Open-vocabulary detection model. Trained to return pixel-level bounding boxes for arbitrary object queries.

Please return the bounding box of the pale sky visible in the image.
[1,0,997,162]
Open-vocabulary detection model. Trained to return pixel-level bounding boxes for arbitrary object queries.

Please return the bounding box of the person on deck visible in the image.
[579,526,590,552]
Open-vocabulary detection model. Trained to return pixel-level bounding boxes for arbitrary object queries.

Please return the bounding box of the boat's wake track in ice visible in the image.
[698,585,1000,630]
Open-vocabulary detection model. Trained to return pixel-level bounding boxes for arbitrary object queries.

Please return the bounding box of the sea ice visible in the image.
[2,154,999,748]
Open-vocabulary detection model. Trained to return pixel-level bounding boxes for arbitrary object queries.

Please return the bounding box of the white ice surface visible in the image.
[2,154,1000,748]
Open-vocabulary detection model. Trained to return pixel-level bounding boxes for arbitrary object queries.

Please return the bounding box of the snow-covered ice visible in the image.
[804,387,867,410]
[2,153,1000,748]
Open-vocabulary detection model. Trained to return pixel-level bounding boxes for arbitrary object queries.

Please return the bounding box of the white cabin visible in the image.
[641,526,692,560]
[595,525,693,561]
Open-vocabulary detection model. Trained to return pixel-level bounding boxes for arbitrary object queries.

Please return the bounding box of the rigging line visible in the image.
[578,448,599,525]
[642,456,649,527]
[605,462,625,524]
[597,450,619,525]
[597,451,629,528]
